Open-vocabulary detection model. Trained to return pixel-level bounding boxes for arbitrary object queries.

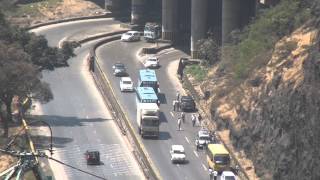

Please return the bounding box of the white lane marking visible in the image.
[185,136,190,144]
[93,130,97,134]
[202,164,207,171]
[170,112,174,117]
[193,150,199,158]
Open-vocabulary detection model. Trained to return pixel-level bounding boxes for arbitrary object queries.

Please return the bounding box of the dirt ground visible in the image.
[38,0,105,20]
[11,0,106,26]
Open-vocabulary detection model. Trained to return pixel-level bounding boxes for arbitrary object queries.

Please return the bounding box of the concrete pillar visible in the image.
[131,0,145,24]
[191,0,208,58]
[222,0,242,43]
[162,0,178,41]
[105,0,121,12]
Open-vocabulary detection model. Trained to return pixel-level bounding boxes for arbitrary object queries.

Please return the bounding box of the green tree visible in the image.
[0,11,76,136]
[197,33,221,65]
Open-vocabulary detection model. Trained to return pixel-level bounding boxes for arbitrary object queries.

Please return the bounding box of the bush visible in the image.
[225,0,312,79]
[185,64,208,82]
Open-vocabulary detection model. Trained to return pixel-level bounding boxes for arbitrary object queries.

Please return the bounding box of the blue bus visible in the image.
[136,87,160,105]
[138,69,159,93]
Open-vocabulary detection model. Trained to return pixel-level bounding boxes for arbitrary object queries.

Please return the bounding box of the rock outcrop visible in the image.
[209,24,320,179]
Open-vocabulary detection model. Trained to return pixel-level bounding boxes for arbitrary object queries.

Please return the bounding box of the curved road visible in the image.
[96,40,209,180]
[31,19,144,180]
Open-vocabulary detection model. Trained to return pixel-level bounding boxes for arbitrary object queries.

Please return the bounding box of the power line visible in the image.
[0,149,107,180]
[47,156,107,180]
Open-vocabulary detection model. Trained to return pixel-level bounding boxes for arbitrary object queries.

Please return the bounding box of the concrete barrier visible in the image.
[90,37,161,180]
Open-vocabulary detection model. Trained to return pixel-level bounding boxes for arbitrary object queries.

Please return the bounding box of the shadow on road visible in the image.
[27,115,113,127]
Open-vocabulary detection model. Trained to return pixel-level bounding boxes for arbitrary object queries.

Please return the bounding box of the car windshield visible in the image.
[148,58,157,62]
[225,176,236,180]
[181,96,193,102]
[214,155,230,165]
[199,136,210,140]
[173,150,185,154]
[123,81,132,84]
[125,32,132,36]
[115,64,125,68]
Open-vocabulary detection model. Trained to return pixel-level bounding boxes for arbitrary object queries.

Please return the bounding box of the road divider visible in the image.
[89,34,161,180]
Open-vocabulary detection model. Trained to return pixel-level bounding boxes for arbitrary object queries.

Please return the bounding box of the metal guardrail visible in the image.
[90,35,160,180]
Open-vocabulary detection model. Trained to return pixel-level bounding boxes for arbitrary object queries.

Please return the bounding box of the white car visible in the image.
[144,56,159,68]
[120,77,134,92]
[221,171,237,180]
[121,31,140,42]
[170,145,186,163]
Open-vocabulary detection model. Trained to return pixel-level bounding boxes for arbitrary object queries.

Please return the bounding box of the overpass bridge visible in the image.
[106,0,278,57]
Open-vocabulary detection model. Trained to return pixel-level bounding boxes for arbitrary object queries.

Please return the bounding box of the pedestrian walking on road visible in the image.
[173,100,178,111]
[177,117,182,131]
[181,112,185,123]
[176,91,180,101]
[191,113,196,127]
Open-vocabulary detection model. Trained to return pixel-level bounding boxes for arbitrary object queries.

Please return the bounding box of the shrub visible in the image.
[185,64,208,82]
[225,0,312,79]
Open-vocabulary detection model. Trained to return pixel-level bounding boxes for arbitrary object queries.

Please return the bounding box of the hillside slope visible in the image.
[206,23,320,179]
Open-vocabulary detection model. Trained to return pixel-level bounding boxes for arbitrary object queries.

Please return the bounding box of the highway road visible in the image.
[96,40,210,180]
[30,19,144,180]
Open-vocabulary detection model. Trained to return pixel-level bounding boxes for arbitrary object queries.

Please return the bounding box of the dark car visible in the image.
[180,95,196,111]
[85,150,100,165]
[112,62,127,76]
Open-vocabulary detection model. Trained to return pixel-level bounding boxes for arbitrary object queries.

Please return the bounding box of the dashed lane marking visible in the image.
[185,136,190,144]
[170,112,174,117]
[202,164,207,171]
[193,150,199,158]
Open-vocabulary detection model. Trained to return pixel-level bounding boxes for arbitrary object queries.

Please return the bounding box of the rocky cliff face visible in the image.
[209,25,320,179]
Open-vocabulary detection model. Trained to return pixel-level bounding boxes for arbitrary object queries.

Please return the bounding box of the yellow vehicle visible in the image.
[206,144,231,173]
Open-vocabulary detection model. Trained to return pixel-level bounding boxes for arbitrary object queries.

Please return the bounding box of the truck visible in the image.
[143,22,161,42]
[137,103,160,138]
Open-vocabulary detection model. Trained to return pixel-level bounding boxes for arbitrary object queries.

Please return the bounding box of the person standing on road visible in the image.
[177,117,182,131]
[191,113,196,127]
[197,113,202,126]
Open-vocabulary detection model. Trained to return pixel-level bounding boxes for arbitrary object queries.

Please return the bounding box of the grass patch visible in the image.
[185,64,208,82]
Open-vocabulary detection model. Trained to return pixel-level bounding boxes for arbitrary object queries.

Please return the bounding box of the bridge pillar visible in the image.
[131,0,145,24]
[162,0,178,41]
[191,0,207,58]
[222,0,241,43]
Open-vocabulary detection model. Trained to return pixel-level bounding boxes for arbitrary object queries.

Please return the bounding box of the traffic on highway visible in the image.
[93,27,239,180]
[29,18,239,180]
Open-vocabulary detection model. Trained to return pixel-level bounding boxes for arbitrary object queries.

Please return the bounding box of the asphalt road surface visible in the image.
[30,19,144,180]
[96,40,210,180]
